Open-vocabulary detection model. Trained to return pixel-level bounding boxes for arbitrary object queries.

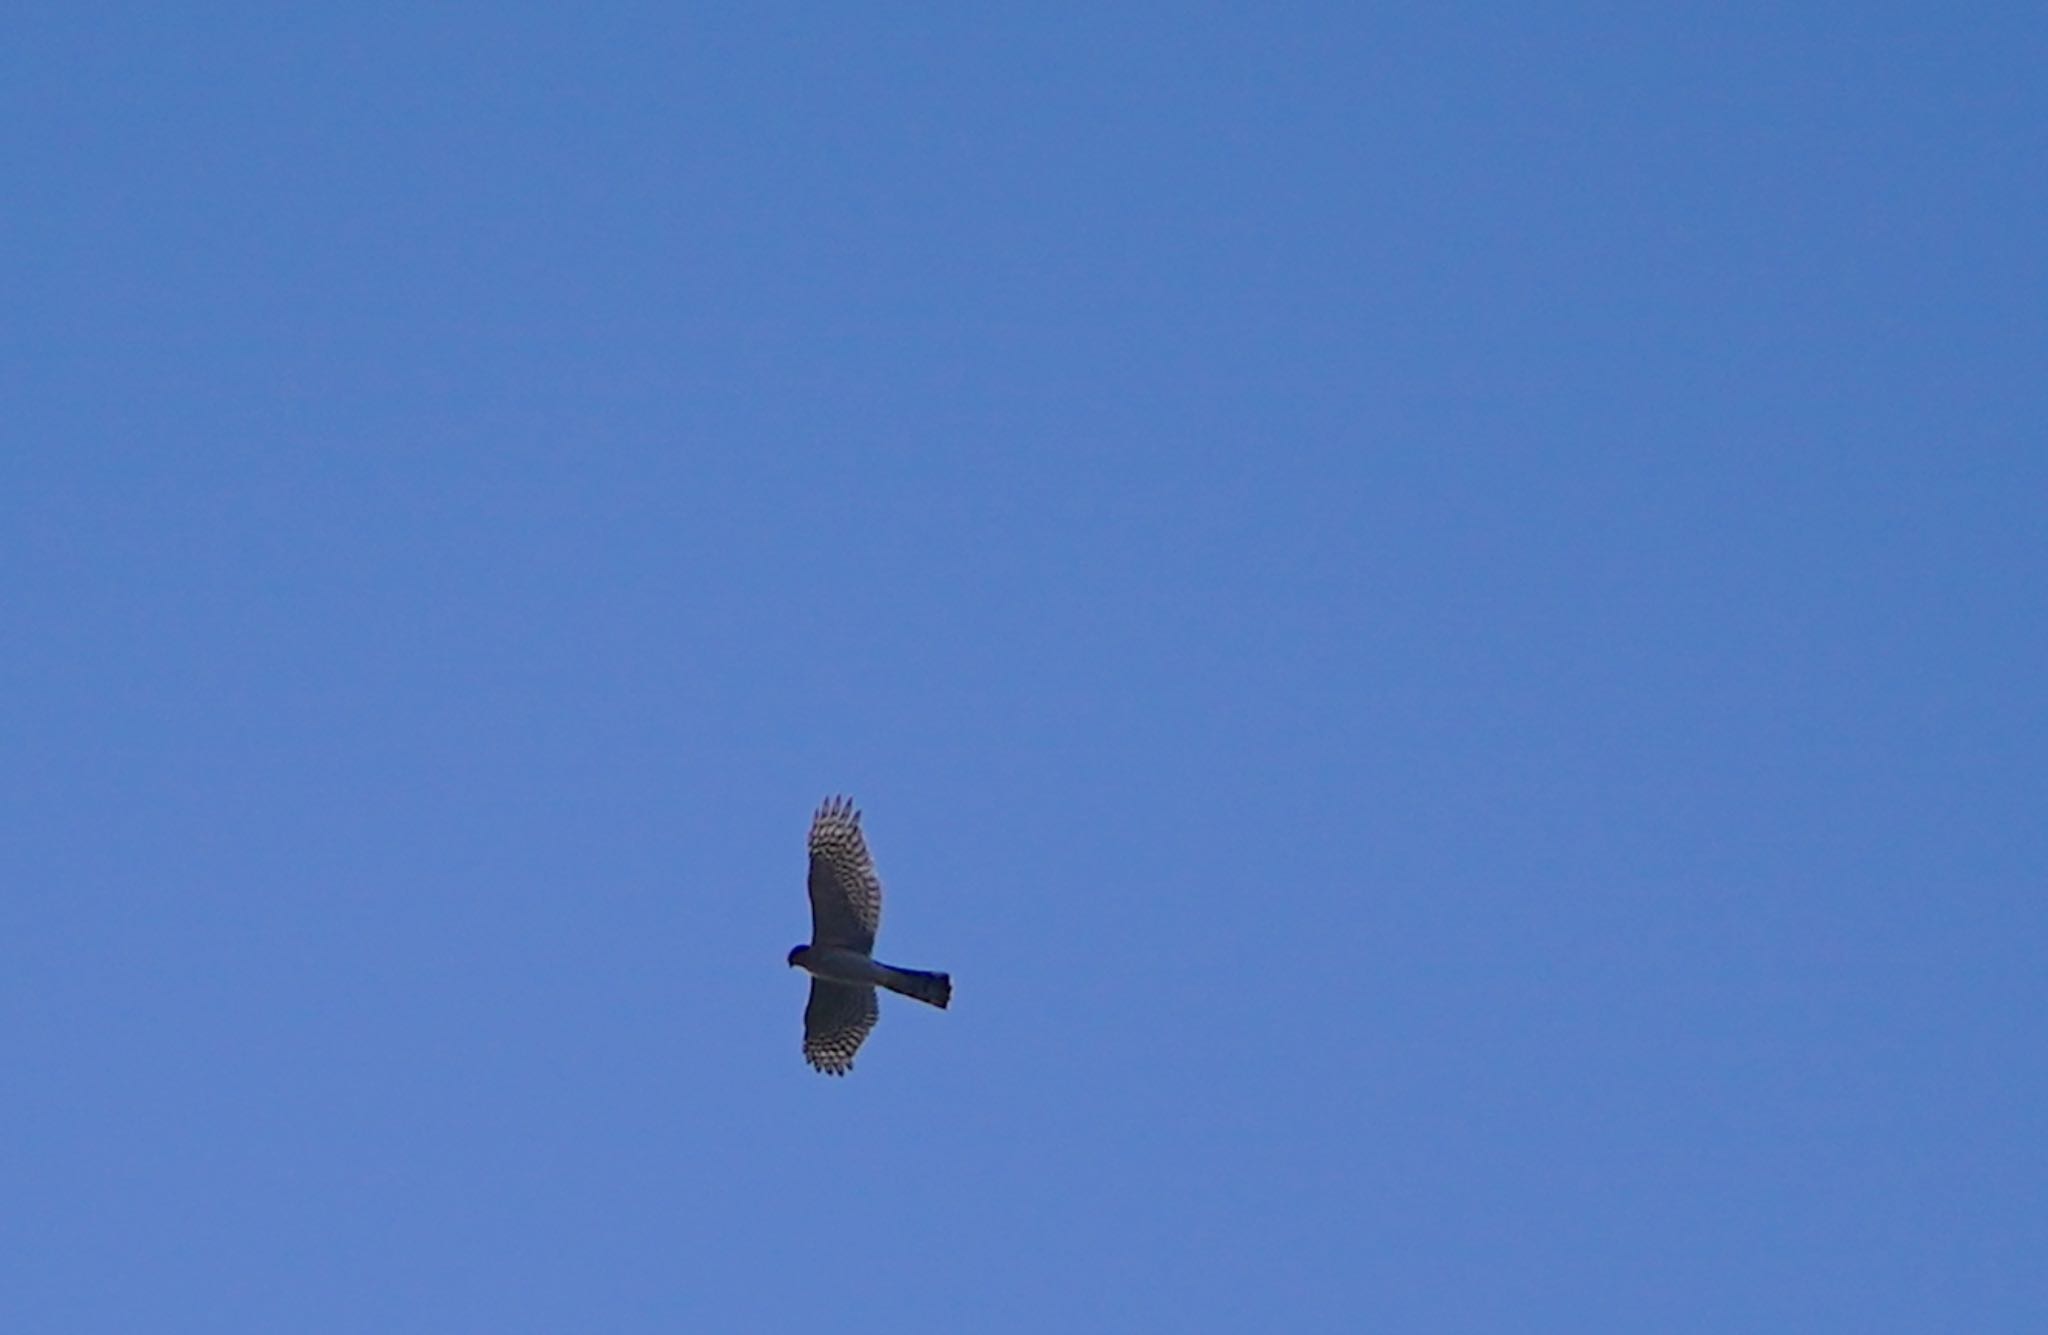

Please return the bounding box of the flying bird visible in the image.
[788,796,951,1075]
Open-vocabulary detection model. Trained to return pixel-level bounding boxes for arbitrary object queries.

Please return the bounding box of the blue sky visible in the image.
[4,5,2043,1330]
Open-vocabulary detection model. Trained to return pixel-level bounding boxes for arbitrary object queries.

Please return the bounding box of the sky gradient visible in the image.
[4,6,2044,1331]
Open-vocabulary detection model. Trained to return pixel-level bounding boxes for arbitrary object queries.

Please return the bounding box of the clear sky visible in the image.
[4,5,2043,1331]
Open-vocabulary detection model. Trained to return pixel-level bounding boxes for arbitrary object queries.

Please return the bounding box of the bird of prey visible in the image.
[787,796,951,1075]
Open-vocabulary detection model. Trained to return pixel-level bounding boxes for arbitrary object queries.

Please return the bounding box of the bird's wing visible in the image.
[807,795,881,952]
[802,980,878,1076]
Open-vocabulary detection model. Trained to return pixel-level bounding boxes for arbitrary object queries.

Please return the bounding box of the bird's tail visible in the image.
[879,966,952,1009]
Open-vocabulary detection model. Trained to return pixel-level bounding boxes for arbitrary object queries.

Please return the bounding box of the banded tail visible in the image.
[880,965,952,1009]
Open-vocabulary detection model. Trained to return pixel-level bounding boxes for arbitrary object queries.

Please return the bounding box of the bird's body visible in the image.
[789,796,951,1074]
[789,945,954,1006]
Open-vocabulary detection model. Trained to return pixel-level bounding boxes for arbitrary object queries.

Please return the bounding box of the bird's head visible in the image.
[787,944,810,968]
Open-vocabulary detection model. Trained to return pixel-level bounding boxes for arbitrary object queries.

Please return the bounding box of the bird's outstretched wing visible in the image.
[803,980,878,1076]
[807,795,881,952]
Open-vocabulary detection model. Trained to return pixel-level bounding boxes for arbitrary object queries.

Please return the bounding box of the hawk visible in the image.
[787,796,951,1075]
